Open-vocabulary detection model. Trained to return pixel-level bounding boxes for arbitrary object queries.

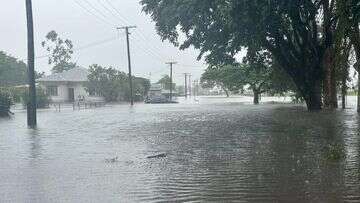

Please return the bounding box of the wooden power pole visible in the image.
[188,74,192,98]
[117,26,136,106]
[166,62,177,101]
[183,73,188,99]
[26,0,37,127]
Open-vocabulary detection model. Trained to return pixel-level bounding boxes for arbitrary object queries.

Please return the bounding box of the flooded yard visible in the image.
[0,97,359,202]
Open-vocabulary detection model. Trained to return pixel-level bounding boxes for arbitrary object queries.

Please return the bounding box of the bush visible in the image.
[0,90,12,117]
[21,88,50,109]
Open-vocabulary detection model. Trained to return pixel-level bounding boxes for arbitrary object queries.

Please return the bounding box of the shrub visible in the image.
[0,90,12,117]
[21,88,50,109]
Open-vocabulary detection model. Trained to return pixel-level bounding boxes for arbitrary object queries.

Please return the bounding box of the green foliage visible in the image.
[0,90,12,117]
[140,0,350,110]
[21,88,50,109]
[86,64,150,102]
[42,30,76,73]
[157,75,176,90]
[4,86,26,103]
[201,65,242,96]
[201,51,295,101]
[0,51,27,86]
[0,51,45,87]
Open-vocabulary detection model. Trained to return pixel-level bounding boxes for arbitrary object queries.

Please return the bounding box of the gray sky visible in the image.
[0,0,206,84]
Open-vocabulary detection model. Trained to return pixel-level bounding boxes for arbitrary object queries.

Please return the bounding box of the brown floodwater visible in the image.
[0,96,359,202]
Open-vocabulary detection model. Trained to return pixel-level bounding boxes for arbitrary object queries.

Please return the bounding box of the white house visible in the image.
[38,67,104,103]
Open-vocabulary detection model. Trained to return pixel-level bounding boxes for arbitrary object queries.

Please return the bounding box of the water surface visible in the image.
[1,96,359,202]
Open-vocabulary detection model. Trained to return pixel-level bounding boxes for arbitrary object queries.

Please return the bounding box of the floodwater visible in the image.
[0,96,359,202]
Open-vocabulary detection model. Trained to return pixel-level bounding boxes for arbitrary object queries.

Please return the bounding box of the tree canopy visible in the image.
[86,64,150,102]
[0,51,44,86]
[0,90,12,117]
[42,30,76,73]
[201,61,293,104]
[157,75,176,90]
[141,0,356,110]
[0,51,27,86]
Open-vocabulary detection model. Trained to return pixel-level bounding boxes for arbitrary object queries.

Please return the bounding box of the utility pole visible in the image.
[188,74,192,98]
[194,80,199,98]
[117,26,136,106]
[26,0,37,127]
[193,80,196,99]
[183,73,188,99]
[166,62,177,101]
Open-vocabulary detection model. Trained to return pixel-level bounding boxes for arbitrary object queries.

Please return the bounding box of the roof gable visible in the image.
[38,67,89,82]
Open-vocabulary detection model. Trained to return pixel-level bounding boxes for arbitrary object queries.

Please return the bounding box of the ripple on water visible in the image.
[0,98,359,202]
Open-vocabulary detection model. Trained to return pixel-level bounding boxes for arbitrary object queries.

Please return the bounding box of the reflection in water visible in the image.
[28,129,42,159]
[0,97,359,202]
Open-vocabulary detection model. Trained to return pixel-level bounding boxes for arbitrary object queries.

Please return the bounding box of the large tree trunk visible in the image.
[297,78,322,111]
[350,24,360,112]
[221,86,230,97]
[253,89,260,105]
[357,68,360,113]
[323,47,338,109]
[305,89,322,111]
[341,74,347,109]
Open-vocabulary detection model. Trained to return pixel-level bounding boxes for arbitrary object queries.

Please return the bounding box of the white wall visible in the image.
[40,82,104,103]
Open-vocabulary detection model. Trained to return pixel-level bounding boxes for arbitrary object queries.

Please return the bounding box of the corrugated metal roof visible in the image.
[37,67,89,82]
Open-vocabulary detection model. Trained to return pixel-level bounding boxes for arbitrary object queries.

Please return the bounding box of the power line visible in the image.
[81,0,117,25]
[131,40,165,62]
[97,0,127,25]
[103,0,131,25]
[74,0,114,27]
[35,36,120,59]
[103,0,168,58]
[77,0,166,61]
[178,63,205,68]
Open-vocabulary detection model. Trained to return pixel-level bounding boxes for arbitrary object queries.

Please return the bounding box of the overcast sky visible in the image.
[0,0,206,84]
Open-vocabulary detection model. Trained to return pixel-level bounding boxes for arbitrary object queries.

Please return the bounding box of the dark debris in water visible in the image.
[147,153,167,159]
[105,156,118,163]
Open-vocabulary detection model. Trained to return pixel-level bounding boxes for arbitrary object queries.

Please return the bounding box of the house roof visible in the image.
[149,84,162,91]
[37,67,89,82]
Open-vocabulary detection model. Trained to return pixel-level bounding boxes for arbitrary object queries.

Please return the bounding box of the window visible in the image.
[46,86,58,96]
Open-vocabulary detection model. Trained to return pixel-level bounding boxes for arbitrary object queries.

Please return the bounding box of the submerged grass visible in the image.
[323,143,346,162]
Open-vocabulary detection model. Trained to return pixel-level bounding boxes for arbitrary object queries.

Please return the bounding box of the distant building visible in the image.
[37,67,104,103]
[145,83,178,103]
[148,84,163,98]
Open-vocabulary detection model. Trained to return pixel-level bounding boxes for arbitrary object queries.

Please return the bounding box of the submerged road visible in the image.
[0,96,359,202]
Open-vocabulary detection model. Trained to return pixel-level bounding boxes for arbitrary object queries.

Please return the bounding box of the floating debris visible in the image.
[147,153,167,159]
[105,156,118,163]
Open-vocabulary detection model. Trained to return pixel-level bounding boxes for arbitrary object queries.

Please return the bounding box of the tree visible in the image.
[157,75,176,90]
[86,64,150,102]
[0,90,12,117]
[201,62,292,104]
[200,66,233,97]
[0,51,44,86]
[141,0,351,110]
[0,51,27,86]
[41,30,76,73]
[21,88,50,109]
[86,64,127,102]
[334,0,360,111]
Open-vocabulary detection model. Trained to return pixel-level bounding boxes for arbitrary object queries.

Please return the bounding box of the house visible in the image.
[38,67,104,103]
